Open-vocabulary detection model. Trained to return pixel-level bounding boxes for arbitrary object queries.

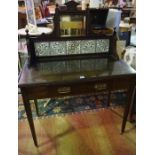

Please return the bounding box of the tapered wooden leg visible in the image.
[121,86,135,134]
[34,99,40,117]
[107,91,111,107]
[22,95,38,147]
[129,89,136,122]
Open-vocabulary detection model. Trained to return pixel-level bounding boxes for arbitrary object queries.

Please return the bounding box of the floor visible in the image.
[19,108,136,155]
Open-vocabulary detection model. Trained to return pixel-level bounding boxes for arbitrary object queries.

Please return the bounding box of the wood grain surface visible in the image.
[19,108,135,155]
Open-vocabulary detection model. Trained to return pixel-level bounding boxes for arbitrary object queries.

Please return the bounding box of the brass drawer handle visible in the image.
[57,87,71,94]
[94,83,107,91]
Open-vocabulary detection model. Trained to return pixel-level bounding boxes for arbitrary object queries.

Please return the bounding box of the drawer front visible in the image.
[22,76,135,100]
[24,80,110,100]
[111,76,135,90]
[71,80,110,95]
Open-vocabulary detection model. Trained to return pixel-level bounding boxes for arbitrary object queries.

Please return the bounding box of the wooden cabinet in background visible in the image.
[18,12,27,29]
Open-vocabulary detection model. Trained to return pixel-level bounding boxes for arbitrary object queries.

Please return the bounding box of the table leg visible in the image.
[121,86,135,133]
[22,95,38,147]
[34,99,40,117]
[107,91,111,107]
[129,90,136,122]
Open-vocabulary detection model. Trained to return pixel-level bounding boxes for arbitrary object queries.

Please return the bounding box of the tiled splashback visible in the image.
[35,39,109,56]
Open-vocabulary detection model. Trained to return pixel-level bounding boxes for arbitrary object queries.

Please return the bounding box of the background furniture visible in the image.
[18,27,53,36]
[119,21,132,46]
[106,8,122,32]
[18,12,27,29]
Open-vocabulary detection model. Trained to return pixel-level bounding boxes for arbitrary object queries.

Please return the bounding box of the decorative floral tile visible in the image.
[35,39,110,56]
[80,40,96,54]
[67,41,81,55]
[35,42,51,56]
[35,41,67,56]
[96,39,109,53]
[50,41,67,55]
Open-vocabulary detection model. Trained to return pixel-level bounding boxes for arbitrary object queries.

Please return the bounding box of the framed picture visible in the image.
[25,0,37,26]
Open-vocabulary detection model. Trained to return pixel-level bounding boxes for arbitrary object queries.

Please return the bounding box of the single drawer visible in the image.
[111,76,135,90]
[24,84,73,99]
[70,80,110,95]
